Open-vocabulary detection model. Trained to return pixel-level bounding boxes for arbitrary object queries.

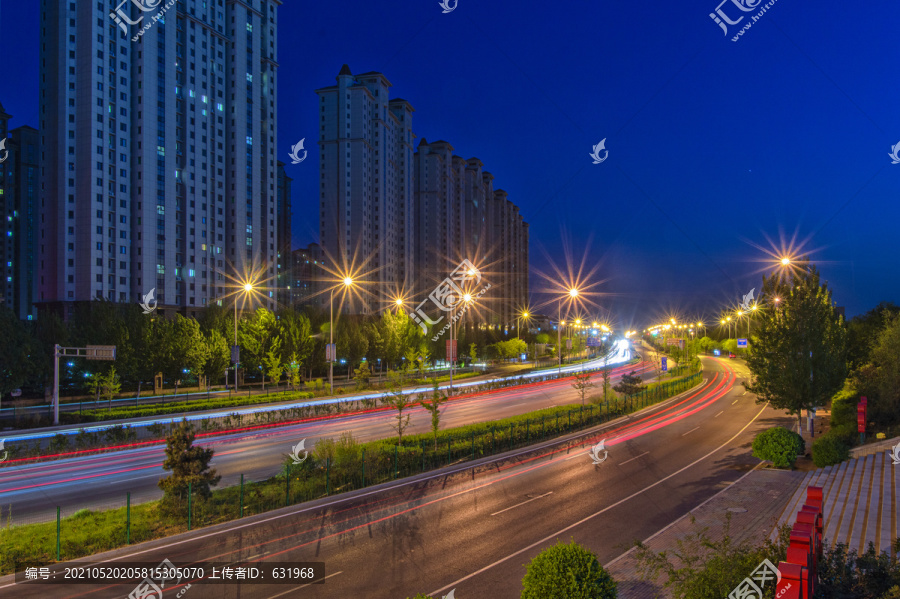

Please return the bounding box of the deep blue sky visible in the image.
[3,0,899,327]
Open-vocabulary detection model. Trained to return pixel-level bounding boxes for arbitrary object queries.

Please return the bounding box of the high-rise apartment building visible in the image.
[291,242,326,309]
[1,102,41,321]
[315,65,415,312]
[414,140,529,330]
[38,0,281,320]
[276,160,292,308]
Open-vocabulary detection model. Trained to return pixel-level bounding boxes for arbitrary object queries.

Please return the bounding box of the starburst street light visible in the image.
[327,276,355,394]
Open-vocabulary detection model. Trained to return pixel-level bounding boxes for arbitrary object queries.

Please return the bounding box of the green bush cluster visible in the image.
[812,433,851,468]
[751,427,805,469]
[521,540,617,599]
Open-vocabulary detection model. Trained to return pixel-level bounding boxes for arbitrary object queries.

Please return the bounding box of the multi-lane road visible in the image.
[1,356,793,598]
[0,352,650,525]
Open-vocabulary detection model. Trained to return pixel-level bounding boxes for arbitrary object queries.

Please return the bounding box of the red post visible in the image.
[776,562,804,599]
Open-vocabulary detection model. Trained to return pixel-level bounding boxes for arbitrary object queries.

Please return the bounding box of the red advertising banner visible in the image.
[446,339,457,363]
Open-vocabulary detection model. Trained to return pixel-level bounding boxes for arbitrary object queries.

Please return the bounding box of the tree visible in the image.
[353,360,372,390]
[416,350,430,380]
[469,343,478,364]
[200,329,230,389]
[101,367,122,412]
[158,419,220,514]
[264,339,284,390]
[600,367,612,403]
[571,371,595,406]
[286,353,302,390]
[751,427,805,469]
[277,309,314,372]
[745,261,848,431]
[614,371,646,396]
[866,313,900,426]
[383,370,413,443]
[337,318,369,379]
[846,302,900,371]
[418,379,449,450]
[238,307,278,382]
[521,539,617,599]
[150,314,208,384]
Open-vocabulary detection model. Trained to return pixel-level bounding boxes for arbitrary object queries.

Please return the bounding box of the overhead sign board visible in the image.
[737,338,748,348]
[85,345,116,361]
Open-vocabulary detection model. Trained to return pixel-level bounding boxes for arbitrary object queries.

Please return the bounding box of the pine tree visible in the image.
[158,419,220,514]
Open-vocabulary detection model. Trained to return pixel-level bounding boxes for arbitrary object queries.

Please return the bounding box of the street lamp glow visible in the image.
[523,312,529,318]
[467,268,477,276]
[568,288,579,298]
[395,298,404,306]
[781,257,791,266]
[243,283,253,292]
[343,277,353,286]
[751,304,758,311]
[463,293,472,302]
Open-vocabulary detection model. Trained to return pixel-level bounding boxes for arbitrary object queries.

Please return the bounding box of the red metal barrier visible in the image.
[775,486,823,598]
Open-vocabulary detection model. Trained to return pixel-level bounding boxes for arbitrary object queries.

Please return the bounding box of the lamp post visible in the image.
[329,277,354,395]
[233,282,253,391]
[449,292,473,389]
[558,288,579,374]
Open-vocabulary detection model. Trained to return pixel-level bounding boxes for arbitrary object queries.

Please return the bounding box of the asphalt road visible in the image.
[0,360,654,525]
[0,357,793,598]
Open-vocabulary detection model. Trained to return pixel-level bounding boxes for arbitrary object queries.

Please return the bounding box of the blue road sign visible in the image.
[661,356,668,372]
[737,338,748,348]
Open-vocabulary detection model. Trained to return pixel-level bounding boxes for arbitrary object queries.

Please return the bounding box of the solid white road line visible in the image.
[618,452,649,467]
[265,571,344,597]
[681,427,699,437]
[428,403,770,598]
[714,411,723,418]
[490,492,553,516]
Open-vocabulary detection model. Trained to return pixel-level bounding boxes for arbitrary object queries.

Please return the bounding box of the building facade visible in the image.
[38,0,281,320]
[315,65,415,313]
[291,242,326,309]
[1,103,41,320]
[276,160,292,308]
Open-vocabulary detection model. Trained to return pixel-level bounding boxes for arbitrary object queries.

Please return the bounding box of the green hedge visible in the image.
[812,432,851,468]
[752,427,805,469]
[60,391,315,423]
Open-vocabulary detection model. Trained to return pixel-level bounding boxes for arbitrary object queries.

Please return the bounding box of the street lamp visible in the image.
[449,292,474,389]
[558,288,579,373]
[233,282,254,392]
[329,277,355,394]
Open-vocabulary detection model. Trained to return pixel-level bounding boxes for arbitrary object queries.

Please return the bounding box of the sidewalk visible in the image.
[604,466,806,598]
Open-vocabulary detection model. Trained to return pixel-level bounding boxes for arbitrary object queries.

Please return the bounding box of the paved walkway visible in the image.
[605,467,806,598]
[773,444,900,554]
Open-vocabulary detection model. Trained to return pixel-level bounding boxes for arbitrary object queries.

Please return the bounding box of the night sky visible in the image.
[3,0,899,327]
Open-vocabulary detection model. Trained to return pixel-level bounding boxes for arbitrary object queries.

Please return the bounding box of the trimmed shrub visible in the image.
[521,540,617,599]
[831,383,858,429]
[812,432,850,468]
[752,427,805,469]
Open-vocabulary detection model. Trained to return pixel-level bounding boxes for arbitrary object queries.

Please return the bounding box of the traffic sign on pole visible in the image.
[325,343,336,362]
[661,356,668,372]
[737,338,748,348]
[446,339,457,363]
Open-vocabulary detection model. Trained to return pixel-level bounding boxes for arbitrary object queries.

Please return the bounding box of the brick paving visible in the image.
[604,467,806,599]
